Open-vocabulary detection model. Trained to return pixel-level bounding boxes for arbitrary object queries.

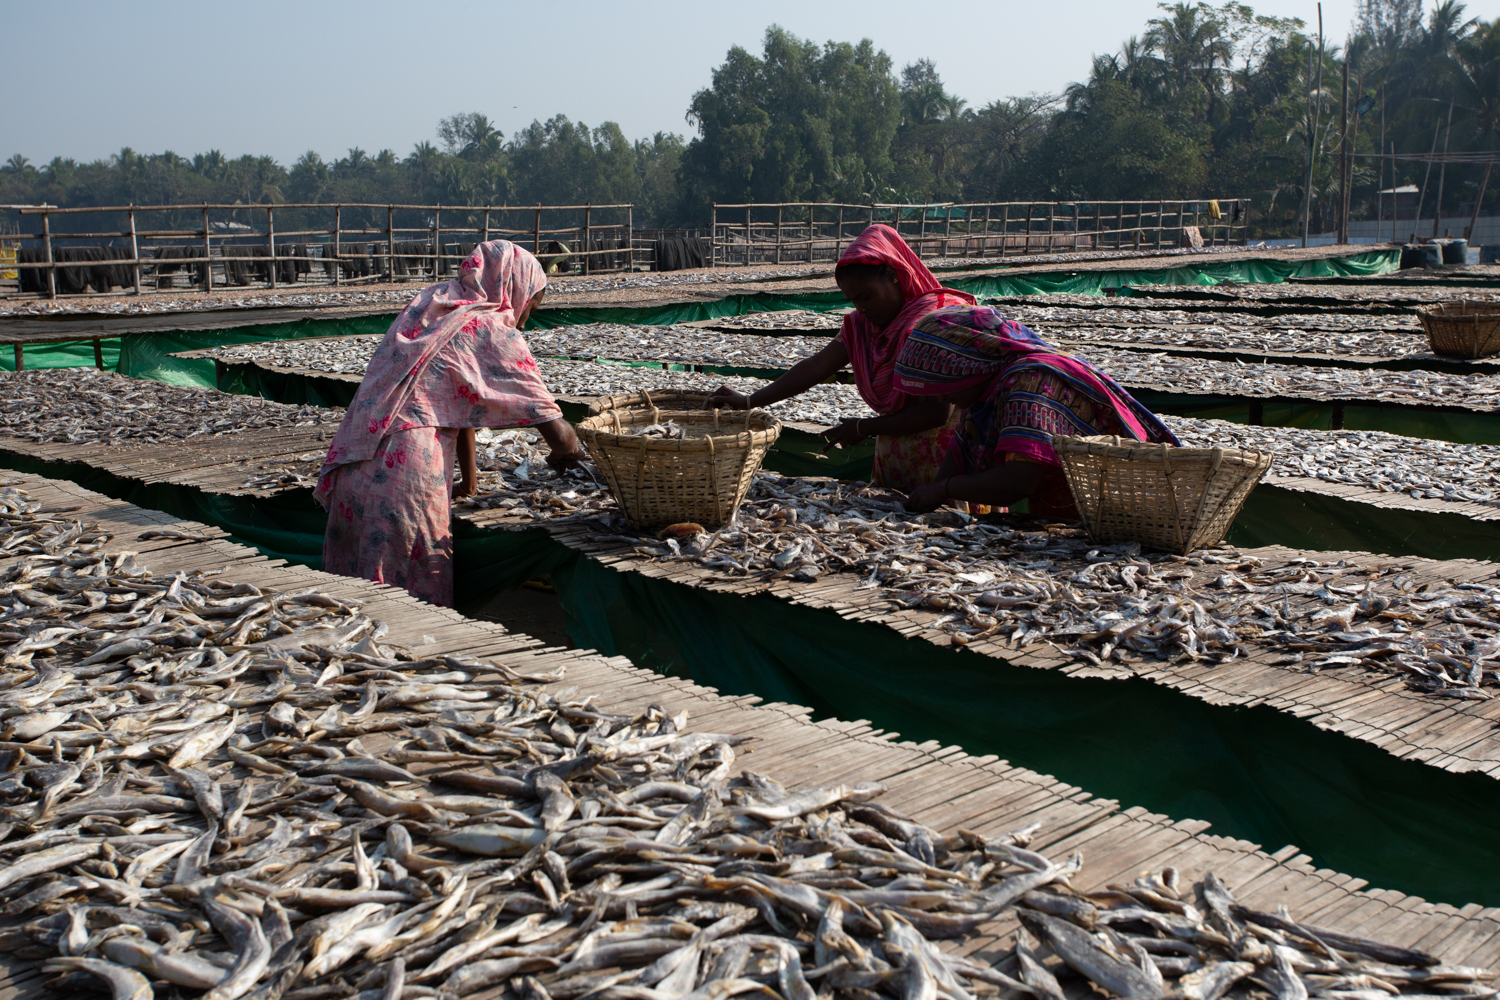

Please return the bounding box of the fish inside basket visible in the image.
[1417,300,1500,359]
[586,389,715,417]
[1053,434,1273,555]
[578,399,781,530]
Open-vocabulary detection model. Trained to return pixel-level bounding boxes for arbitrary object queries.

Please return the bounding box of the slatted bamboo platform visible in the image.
[2,470,1498,989]
[449,506,1500,782]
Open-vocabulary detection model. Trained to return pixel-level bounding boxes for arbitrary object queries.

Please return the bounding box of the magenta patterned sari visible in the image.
[314,241,561,606]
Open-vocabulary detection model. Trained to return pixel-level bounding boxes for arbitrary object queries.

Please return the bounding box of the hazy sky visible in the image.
[3,0,1371,167]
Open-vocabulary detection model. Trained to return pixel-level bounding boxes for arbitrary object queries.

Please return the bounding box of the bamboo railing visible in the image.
[1,202,636,299]
[708,199,1250,266]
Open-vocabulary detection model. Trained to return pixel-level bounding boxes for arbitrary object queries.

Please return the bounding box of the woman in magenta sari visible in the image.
[314,240,584,607]
[893,305,1178,517]
[707,224,974,492]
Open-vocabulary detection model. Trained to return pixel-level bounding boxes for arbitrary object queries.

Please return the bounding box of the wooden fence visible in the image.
[709,199,1250,266]
[0,202,636,299]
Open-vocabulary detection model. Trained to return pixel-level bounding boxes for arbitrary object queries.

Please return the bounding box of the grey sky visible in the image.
[2,0,1365,167]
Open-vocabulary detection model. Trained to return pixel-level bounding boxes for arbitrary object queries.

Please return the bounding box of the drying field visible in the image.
[1,250,1499,1000]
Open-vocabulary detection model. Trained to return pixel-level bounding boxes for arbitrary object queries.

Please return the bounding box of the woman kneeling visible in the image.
[897,306,1178,517]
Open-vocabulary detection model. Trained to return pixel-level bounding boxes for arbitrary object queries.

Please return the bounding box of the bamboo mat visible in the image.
[457,513,1500,782]
[0,470,1496,996]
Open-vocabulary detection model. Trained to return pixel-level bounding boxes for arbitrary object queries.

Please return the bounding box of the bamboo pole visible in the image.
[128,207,141,295]
[386,206,395,281]
[482,207,490,245]
[534,206,542,257]
[12,345,21,371]
[583,205,591,275]
[774,205,782,265]
[201,204,211,291]
[432,205,441,279]
[808,203,814,264]
[1432,99,1455,238]
[1412,121,1441,242]
[626,205,633,272]
[1024,204,1033,253]
[835,205,844,259]
[1466,161,1492,241]
[999,204,1008,257]
[745,206,752,266]
[710,203,717,268]
[41,210,55,299]
[267,207,276,290]
[93,338,104,370]
[333,205,342,288]
[1339,56,1350,245]
[943,205,952,257]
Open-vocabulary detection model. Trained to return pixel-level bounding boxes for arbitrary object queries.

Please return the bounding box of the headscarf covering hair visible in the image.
[894,305,1179,451]
[833,225,976,414]
[314,240,557,502]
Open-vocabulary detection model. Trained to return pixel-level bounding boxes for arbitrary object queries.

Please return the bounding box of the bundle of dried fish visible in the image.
[596,471,1500,698]
[7,478,1477,999]
[0,369,339,447]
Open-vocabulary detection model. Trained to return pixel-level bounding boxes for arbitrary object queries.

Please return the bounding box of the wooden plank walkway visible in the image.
[4,469,1498,982]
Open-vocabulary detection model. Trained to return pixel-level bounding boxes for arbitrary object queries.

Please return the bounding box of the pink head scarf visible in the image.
[834,224,976,414]
[314,240,559,502]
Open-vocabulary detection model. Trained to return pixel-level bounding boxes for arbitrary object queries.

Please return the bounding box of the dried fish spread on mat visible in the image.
[0,478,1488,1000]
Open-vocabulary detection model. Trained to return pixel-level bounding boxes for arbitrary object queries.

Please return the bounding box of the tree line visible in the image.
[2,1,1496,237]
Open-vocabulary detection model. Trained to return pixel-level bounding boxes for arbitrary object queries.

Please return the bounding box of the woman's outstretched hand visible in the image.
[538,416,587,471]
[820,418,869,452]
[546,447,587,471]
[707,385,750,410]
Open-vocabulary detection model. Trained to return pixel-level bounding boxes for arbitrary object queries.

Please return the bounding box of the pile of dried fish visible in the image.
[593,473,1500,698]
[1170,418,1500,507]
[1075,347,1500,409]
[529,324,834,368]
[696,310,847,333]
[0,369,339,447]
[9,479,1481,999]
[204,336,382,376]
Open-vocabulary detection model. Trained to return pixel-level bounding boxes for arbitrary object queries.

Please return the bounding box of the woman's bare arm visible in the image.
[907,459,1047,511]
[707,340,850,410]
[821,396,949,450]
[537,416,586,469]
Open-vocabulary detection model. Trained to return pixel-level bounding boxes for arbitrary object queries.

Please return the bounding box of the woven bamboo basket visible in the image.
[1418,300,1500,359]
[1053,435,1273,555]
[586,389,715,417]
[577,402,781,530]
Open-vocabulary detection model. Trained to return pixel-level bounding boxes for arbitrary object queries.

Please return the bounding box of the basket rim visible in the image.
[586,389,716,416]
[1419,300,1500,317]
[1051,433,1274,466]
[578,407,781,450]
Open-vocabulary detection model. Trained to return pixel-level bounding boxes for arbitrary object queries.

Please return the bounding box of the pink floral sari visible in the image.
[314,240,561,606]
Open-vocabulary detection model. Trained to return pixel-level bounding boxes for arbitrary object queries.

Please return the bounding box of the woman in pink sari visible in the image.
[314,240,584,607]
[707,224,975,492]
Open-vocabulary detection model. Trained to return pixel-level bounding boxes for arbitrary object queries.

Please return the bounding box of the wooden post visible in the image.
[1023,204,1033,253]
[201,203,212,291]
[534,205,542,258]
[432,205,441,279]
[267,207,277,290]
[1466,161,1493,240]
[710,203,717,268]
[745,206,752,266]
[582,205,592,275]
[918,207,927,259]
[808,203,814,263]
[1339,57,1350,245]
[1156,201,1163,249]
[333,205,342,288]
[41,210,55,300]
[482,207,490,245]
[12,345,22,371]
[835,205,844,259]
[999,204,1009,257]
[92,338,104,370]
[774,205,782,265]
[982,204,992,257]
[1047,203,1055,251]
[943,205,952,257]
[386,206,395,281]
[128,206,141,295]
[626,204,633,272]
[1115,202,1124,249]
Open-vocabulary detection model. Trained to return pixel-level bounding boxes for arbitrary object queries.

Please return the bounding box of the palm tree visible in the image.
[4,154,30,175]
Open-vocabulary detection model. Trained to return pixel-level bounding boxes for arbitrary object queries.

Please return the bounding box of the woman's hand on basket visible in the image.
[707,385,751,410]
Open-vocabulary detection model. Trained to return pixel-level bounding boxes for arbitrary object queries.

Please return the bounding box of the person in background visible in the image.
[707,224,975,492]
[893,305,1179,516]
[314,240,583,607]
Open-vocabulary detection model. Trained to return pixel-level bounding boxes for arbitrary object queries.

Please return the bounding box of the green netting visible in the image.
[116,313,397,387]
[2,339,122,372]
[551,548,1500,908]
